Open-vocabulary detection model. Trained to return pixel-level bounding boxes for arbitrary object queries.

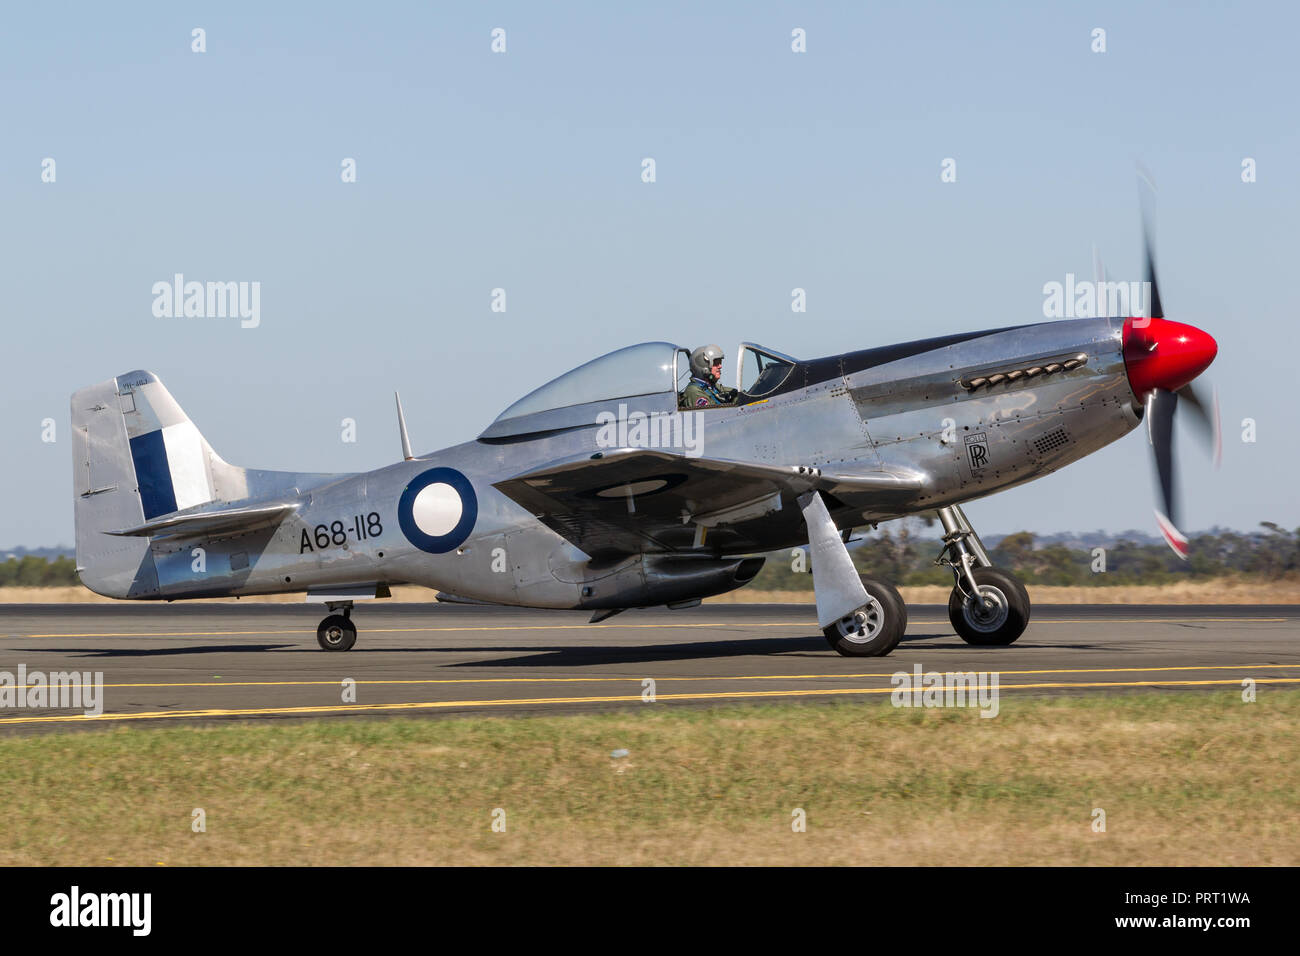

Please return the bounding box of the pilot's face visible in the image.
[710,358,723,380]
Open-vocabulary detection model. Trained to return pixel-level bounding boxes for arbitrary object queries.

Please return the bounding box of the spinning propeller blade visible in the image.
[1120,171,1220,557]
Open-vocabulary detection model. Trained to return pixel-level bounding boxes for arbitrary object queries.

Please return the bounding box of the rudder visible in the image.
[70,370,247,598]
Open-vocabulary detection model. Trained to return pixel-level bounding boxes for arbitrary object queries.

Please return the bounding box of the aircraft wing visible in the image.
[493,448,924,556]
[106,502,299,539]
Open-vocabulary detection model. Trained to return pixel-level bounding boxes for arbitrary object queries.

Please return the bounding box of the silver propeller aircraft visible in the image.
[70,211,1218,657]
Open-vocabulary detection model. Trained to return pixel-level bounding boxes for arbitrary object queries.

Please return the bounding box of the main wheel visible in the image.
[822,576,907,657]
[948,567,1030,646]
[317,614,357,651]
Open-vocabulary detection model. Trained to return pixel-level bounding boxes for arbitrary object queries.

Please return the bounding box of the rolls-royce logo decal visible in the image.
[965,432,989,471]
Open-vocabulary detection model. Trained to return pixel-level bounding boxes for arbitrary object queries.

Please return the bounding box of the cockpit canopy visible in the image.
[735,342,798,396]
[480,341,798,440]
[498,342,677,422]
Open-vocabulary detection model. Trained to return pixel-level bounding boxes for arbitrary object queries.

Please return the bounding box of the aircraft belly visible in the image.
[506,528,582,606]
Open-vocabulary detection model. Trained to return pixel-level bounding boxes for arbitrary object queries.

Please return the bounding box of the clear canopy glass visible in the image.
[493,342,680,423]
[737,343,797,396]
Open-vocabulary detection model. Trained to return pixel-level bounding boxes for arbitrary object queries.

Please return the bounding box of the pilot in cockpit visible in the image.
[680,344,739,409]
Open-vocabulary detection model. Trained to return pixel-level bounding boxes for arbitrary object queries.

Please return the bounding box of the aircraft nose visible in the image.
[1121,316,1218,399]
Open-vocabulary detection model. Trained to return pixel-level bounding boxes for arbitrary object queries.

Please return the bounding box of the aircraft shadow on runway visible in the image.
[9,633,1100,664]
[436,635,1103,667]
[435,632,975,668]
[10,643,297,657]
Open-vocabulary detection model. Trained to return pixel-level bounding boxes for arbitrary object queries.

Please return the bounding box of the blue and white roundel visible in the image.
[398,467,478,554]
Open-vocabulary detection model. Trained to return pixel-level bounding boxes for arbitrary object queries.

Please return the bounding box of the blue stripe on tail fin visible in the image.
[128,430,178,519]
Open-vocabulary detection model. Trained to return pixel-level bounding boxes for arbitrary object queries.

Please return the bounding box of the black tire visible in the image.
[948,567,1030,646]
[317,614,357,651]
[822,575,907,657]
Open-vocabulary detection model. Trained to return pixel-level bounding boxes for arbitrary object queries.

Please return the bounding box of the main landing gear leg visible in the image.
[798,492,906,657]
[317,601,358,651]
[936,505,1030,647]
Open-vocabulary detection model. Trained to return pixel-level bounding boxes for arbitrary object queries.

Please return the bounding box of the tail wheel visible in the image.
[823,576,907,657]
[948,567,1030,646]
[317,614,357,652]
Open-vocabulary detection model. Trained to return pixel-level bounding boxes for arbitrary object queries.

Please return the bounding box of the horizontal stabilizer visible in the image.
[106,502,298,539]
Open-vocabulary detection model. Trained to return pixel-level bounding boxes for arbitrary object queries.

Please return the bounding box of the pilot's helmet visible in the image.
[690,344,725,380]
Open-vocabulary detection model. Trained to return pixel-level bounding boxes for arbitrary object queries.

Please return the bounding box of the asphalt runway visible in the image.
[0,602,1297,731]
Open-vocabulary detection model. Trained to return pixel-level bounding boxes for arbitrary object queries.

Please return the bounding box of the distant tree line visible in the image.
[4,524,1299,589]
[749,523,1300,590]
[0,555,80,587]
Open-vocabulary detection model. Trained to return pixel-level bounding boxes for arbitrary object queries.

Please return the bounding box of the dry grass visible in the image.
[2,693,1296,866]
[709,577,1300,605]
[5,575,1300,606]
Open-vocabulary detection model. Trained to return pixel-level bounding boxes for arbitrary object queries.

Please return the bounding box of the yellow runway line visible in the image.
[11,662,1300,692]
[2,677,1298,726]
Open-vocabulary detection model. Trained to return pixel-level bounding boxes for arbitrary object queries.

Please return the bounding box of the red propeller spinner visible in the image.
[1121,316,1218,400]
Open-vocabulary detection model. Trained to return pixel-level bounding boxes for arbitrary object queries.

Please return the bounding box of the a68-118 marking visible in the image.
[299,512,383,553]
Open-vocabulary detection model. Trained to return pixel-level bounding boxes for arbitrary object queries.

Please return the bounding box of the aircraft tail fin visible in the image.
[70,370,249,598]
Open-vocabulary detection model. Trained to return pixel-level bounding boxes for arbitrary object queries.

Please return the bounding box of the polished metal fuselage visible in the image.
[114,317,1140,609]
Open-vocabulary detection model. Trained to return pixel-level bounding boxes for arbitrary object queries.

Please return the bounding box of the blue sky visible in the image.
[3,1,1298,547]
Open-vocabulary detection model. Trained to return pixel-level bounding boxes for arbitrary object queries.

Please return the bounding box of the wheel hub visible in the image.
[836,597,885,644]
[963,585,1009,633]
